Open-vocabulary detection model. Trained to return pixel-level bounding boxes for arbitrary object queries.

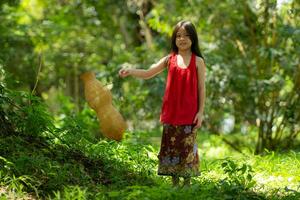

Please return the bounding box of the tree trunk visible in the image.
[74,64,79,113]
[136,0,153,49]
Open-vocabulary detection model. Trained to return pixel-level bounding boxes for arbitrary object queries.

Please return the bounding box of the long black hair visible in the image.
[170,20,204,59]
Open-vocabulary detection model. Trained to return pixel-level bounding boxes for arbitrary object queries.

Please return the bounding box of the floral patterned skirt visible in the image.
[157,124,200,177]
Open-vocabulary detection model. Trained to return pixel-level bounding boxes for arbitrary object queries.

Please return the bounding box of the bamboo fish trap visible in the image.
[80,72,127,141]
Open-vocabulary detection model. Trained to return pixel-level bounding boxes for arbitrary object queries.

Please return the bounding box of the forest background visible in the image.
[0,0,299,199]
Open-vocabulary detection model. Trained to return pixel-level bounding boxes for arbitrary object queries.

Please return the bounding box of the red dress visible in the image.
[158,53,200,177]
[160,53,199,125]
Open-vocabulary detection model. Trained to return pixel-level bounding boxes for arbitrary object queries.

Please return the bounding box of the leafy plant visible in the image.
[221,159,256,192]
[51,186,90,200]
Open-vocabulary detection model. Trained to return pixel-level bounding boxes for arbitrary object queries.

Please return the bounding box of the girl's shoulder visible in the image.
[195,56,205,69]
[164,53,175,67]
[195,55,204,62]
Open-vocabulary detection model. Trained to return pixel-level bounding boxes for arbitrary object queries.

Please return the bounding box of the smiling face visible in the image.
[175,27,192,51]
[170,20,203,58]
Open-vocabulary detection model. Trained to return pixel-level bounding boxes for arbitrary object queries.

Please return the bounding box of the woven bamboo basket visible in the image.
[80,72,127,141]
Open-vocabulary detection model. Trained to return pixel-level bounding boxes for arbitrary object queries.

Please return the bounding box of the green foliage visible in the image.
[51,186,90,200]
[2,0,300,152]
[0,156,40,199]
[221,159,256,192]
[1,0,300,199]
[0,88,299,199]
[0,83,158,198]
[0,83,55,138]
[20,95,55,136]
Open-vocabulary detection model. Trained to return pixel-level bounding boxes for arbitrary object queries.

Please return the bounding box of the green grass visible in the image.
[1,130,300,200]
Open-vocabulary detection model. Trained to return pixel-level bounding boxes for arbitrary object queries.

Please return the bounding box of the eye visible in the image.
[176,34,190,39]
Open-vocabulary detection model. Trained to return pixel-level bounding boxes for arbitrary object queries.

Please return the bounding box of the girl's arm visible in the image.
[193,57,206,130]
[119,56,168,79]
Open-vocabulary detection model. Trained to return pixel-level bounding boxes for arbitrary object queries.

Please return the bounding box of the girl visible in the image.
[119,20,206,187]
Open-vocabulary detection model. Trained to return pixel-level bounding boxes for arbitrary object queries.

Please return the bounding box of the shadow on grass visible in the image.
[0,133,157,198]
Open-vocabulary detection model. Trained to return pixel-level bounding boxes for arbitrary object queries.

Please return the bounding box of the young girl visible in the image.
[119,20,206,187]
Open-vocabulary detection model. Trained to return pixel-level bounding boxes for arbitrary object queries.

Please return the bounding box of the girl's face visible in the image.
[175,27,192,51]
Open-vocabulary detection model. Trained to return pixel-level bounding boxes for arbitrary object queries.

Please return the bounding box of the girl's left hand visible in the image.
[193,112,203,132]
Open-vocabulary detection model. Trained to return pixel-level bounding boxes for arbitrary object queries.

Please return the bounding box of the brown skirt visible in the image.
[157,124,200,177]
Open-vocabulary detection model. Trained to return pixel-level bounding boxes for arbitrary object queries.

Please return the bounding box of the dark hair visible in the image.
[170,20,204,59]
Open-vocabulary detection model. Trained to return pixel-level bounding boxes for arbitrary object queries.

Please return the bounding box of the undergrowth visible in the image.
[1,84,300,199]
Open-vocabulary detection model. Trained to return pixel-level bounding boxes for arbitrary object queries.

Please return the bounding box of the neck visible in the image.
[178,49,192,56]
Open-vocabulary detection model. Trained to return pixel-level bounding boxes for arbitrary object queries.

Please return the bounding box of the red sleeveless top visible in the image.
[160,53,199,125]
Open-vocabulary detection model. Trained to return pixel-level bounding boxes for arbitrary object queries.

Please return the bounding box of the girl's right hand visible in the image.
[119,68,131,78]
